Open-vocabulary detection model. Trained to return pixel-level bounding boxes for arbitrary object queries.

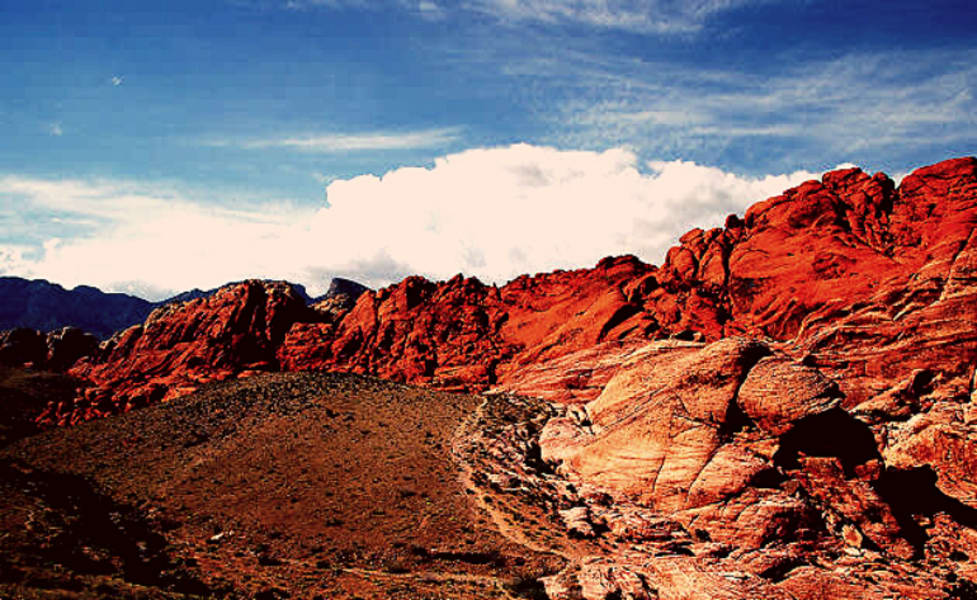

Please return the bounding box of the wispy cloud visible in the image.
[273,0,768,32]
[418,0,445,19]
[284,0,370,9]
[48,122,63,136]
[495,47,977,168]
[207,127,463,153]
[465,0,769,33]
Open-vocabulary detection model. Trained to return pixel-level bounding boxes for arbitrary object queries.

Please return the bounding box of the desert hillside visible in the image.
[2,372,567,599]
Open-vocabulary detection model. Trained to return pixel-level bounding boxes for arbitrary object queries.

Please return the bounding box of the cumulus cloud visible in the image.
[306,145,823,283]
[1,144,824,299]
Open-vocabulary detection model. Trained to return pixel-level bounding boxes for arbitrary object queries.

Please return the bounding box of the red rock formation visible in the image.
[50,156,977,425]
[38,280,315,426]
[278,255,656,392]
[522,157,977,598]
[277,157,977,400]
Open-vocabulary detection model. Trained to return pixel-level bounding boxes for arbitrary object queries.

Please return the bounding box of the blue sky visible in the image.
[1,0,975,298]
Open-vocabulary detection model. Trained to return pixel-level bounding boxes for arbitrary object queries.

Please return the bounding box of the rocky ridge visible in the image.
[43,281,317,426]
[52,156,977,420]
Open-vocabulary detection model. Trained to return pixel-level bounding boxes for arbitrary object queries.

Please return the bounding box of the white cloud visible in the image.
[0,245,33,274]
[48,122,63,136]
[466,0,768,32]
[418,0,445,18]
[541,49,977,161]
[209,127,462,153]
[305,145,822,284]
[311,171,336,185]
[275,0,765,31]
[0,176,312,298]
[1,144,827,300]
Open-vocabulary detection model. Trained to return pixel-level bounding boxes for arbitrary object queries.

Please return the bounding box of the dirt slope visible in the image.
[2,372,564,599]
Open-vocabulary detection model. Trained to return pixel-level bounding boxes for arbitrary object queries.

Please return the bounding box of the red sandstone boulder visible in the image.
[737,357,841,436]
[539,336,928,560]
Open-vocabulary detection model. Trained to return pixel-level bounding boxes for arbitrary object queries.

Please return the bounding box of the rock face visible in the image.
[39,281,315,426]
[278,256,653,391]
[0,328,48,368]
[44,327,99,372]
[278,157,977,400]
[321,277,370,305]
[519,158,977,598]
[542,338,918,556]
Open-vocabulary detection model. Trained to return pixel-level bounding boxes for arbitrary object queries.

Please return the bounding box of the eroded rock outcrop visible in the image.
[462,388,957,600]
[278,255,656,392]
[38,280,315,426]
[278,156,977,405]
[539,338,922,555]
[44,327,99,372]
[0,328,48,368]
[0,326,98,372]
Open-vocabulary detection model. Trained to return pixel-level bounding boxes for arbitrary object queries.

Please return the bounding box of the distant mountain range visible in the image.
[0,278,155,339]
[0,276,367,339]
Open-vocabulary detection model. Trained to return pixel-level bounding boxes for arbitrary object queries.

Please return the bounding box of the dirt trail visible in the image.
[451,396,566,557]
